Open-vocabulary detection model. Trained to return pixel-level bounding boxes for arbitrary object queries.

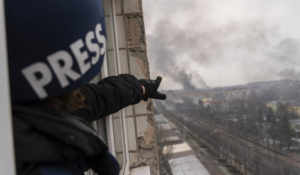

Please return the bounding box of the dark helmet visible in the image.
[6,0,106,101]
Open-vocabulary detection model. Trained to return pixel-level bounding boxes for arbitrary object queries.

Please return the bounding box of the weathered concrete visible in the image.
[121,0,159,174]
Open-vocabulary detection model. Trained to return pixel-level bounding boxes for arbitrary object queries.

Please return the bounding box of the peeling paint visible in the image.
[121,0,159,174]
[131,51,150,77]
[125,15,146,49]
[144,122,155,144]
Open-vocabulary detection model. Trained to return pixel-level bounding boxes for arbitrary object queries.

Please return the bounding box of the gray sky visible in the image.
[143,0,300,90]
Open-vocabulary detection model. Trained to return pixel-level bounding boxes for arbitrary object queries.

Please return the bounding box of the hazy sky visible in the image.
[143,0,300,90]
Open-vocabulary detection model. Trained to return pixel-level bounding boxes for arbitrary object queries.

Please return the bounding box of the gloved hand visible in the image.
[139,76,167,101]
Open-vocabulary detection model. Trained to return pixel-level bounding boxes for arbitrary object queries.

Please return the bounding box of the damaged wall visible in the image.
[117,0,159,174]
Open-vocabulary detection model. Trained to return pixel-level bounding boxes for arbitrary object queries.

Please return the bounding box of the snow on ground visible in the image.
[155,114,211,175]
[157,123,172,130]
[169,155,211,175]
[163,143,192,155]
[164,136,181,142]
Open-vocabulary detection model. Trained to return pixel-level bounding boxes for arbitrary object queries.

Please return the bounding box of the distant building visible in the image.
[200,98,228,112]
[288,103,300,116]
[289,119,300,138]
[224,88,251,100]
[266,101,278,112]
[192,97,202,105]
[201,97,213,107]
[266,101,300,116]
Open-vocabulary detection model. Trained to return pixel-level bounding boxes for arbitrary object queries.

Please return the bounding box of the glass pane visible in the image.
[102,0,126,169]
[113,114,125,166]
[96,119,107,143]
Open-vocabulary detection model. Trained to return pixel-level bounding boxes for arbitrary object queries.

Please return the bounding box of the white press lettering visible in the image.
[47,50,81,87]
[85,31,100,65]
[21,62,52,99]
[70,39,91,74]
[22,23,106,98]
[95,24,106,56]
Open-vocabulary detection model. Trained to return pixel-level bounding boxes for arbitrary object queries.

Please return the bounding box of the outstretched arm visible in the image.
[74,74,166,122]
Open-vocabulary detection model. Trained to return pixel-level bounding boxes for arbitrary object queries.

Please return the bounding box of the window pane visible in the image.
[102,0,126,170]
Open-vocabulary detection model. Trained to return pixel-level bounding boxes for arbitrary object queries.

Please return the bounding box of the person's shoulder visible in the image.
[13,102,43,113]
[12,101,62,120]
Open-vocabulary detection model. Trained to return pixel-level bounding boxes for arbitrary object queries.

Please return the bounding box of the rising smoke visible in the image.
[175,69,209,90]
[144,0,300,89]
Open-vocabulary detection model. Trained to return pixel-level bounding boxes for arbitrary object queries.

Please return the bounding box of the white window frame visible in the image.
[0,0,16,174]
[103,0,130,174]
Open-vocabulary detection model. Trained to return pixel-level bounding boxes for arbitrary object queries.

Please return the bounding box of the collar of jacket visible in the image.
[13,103,107,163]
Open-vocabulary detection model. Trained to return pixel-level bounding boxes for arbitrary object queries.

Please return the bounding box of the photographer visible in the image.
[6,0,166,174]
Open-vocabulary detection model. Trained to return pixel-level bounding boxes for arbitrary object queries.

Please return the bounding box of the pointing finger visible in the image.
[155,76,162,85]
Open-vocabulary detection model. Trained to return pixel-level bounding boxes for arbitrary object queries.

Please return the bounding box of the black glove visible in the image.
[139,76,167,101]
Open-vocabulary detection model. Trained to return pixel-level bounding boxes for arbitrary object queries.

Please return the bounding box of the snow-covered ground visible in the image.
[169,155,210,175]
[155,114,211,175]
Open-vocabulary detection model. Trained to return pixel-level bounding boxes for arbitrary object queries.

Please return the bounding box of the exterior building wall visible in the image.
[116,0,159,174]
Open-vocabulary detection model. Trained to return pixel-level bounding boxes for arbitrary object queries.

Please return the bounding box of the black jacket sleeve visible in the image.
[74,74,144,122]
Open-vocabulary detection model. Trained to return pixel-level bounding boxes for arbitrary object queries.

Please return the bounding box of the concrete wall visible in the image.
[117,0,159,174]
